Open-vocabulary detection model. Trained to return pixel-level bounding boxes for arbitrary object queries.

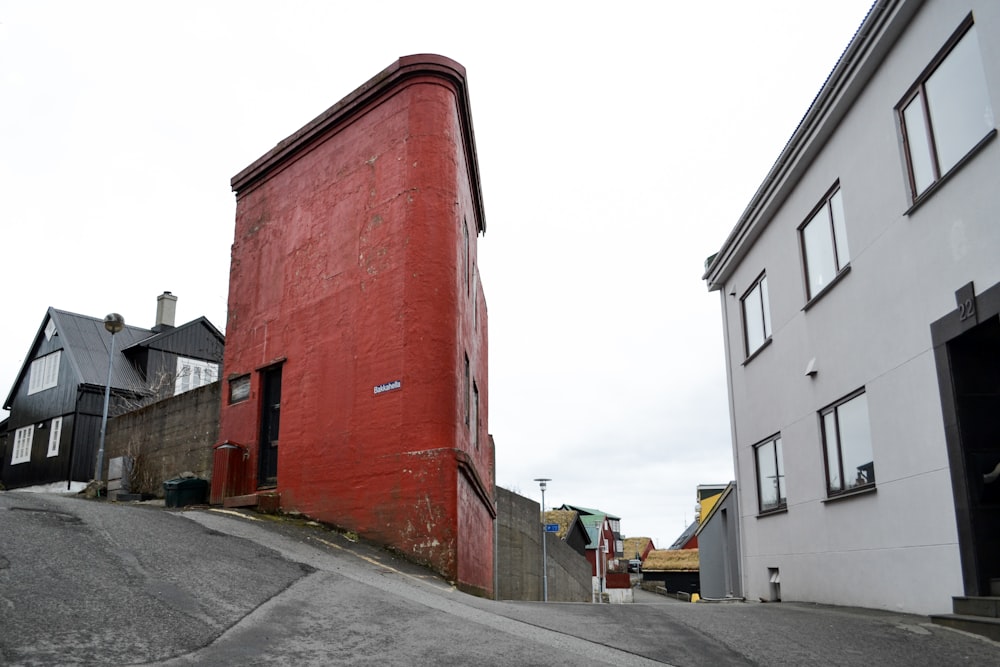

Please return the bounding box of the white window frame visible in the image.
[12,425,34,465]
[28,350,61,395]
[47,417,63,457]
[174,357,220,395]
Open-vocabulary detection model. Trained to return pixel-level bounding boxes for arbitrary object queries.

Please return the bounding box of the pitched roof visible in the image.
[668,521,699,550]
[122,315,225,354]
[623,537,654,560]
[578,514,605,548]
[558,504,621,521]
[4,308,152,408]
[48,309,153,388]
[4,307,225,409]
[696,482,736,538]
[542,510,580,539]
[643,549,699,572]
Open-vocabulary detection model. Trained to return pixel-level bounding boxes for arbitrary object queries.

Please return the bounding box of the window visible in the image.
[11,425,34,465]
[472,268,479,330]
[28,350,61,395]
[741,273,772,357]
[800,186,849,299]
[463,354,470,426]
[821,390,875,495]
[47,417,63,457]
[898,19,995,200]
[462,217,470,294]
[229,375,251,404]
[471,381,479,449]
[754,435,786,513]
[174,357,219,395]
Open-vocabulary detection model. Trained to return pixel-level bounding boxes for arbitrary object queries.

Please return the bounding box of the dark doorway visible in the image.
[258,366,282,487]
[946,315,1000,595]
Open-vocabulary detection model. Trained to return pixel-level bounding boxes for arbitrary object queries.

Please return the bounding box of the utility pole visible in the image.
[534,478,551,602]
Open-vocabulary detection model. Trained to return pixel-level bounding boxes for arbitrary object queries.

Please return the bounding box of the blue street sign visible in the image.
[545,523,560,532]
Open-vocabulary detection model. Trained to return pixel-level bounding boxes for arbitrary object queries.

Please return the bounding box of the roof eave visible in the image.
[702,0,923,291]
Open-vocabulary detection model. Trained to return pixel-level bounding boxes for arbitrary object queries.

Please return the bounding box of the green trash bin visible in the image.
[163,477,208,508]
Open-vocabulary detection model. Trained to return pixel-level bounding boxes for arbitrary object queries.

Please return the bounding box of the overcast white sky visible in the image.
[1,0,875,544]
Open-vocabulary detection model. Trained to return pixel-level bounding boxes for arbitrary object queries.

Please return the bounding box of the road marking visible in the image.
[308,535,456,591]
[206,508,261,521]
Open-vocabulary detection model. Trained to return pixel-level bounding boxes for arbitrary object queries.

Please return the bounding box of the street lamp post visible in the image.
[95,313,125,488]
[534,477,551,602]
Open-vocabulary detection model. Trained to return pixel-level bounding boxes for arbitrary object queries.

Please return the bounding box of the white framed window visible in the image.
[754,435,786,513]
[801,186,850,300]
[898,19,995,200]
[28,350,61,395]
[741,273,772,358]
[47,417,63,457]
[175,357,220,395]
[822,389,875,495]
[12,425,34,465]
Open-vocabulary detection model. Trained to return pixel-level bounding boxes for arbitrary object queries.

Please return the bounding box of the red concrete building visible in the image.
[212,55,494,596]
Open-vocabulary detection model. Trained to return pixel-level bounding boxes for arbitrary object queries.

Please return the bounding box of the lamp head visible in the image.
[104,313,125,335]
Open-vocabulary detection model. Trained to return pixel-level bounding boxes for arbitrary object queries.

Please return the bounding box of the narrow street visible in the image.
[2,491,999,666]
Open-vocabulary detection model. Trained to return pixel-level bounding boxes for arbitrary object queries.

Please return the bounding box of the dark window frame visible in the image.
[820,388,876,498]
[798,182,850,302]
[753,434,787,516]
[463,353,470,426]
[229,374,251,404]
[896,15,994,204]
[740,271,772,360]
[471,380,479,450]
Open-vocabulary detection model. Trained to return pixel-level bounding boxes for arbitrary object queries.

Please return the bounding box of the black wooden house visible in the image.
[1,293,224,490]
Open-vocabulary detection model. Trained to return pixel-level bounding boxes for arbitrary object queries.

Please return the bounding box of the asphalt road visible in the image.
[2,490,999,666]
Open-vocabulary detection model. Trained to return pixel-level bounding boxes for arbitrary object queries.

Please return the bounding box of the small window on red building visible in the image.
[229,375,251,404]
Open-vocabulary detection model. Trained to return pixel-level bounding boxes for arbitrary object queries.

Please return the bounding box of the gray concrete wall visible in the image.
[698,487,741,599]
[103,382,220,496]
[496,487,591,602]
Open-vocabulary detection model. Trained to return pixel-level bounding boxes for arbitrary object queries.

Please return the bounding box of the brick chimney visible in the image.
[154,291,177,331]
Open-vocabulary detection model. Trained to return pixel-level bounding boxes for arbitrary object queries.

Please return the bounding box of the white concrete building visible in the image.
[703,0,999,616]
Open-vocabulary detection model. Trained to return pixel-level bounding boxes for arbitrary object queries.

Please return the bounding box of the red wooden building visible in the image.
[212,55,494,596]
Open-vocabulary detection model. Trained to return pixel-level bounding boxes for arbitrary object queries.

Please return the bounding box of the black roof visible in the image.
[3,307,223,409]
